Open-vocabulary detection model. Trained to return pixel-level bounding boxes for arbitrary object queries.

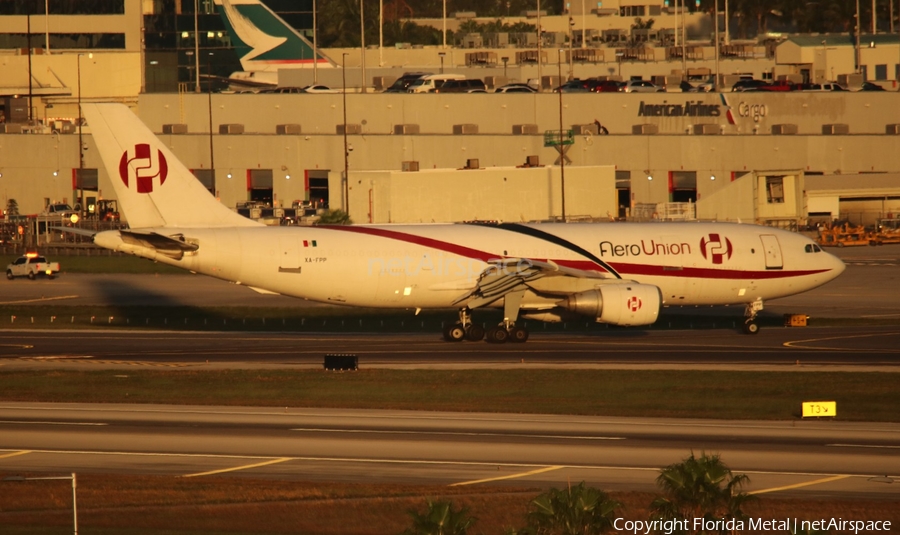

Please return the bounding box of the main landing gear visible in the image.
[742,298,764,335]
[442,307,529,344]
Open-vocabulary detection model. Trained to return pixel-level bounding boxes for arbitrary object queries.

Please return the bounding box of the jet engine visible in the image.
[558,284,661,326]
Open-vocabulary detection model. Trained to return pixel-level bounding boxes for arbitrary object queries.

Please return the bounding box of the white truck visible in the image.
[6,254,61,280]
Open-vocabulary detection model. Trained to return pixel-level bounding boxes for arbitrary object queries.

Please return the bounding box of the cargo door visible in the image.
[760,234,783,270]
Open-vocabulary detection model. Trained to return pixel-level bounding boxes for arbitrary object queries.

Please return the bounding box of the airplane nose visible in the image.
[829,252,846,278]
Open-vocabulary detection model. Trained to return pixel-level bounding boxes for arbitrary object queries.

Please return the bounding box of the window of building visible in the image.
[0,1,124,15]
[875,64,887,80]
[766,176,785,204]
[0,33,125,49]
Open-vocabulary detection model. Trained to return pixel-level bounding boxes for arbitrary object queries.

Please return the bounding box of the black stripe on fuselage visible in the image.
[468,222,622,279]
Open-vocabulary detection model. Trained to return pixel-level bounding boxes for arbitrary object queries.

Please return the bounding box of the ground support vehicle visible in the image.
[6,254,60,280]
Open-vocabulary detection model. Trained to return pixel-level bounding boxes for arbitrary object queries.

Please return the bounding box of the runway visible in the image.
[1,328,900,369]
[0,403,898,497]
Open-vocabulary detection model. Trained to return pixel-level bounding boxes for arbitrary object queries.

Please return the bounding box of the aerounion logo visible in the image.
[627,296,642,312]
[700,233,733,264]
[118,143,168,193]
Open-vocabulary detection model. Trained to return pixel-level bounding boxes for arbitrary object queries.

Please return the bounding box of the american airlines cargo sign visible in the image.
[638,101,721,118]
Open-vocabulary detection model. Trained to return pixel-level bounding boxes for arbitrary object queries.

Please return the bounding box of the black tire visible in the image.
[485,326,509,344]
[47,274,55,280]
[6,270,13,280]
[509,327,529,343]
[465,324,485,342]
[27,271,35,280]
[443,323,466,342]
[742,320,760,335]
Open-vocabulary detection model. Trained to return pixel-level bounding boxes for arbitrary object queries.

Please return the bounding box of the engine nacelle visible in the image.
[559,284,661,326]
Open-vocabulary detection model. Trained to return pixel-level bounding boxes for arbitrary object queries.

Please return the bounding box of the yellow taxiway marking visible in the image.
[784,332,900,352]
[180,457,293,478]
[0,450,32,460]
[0,295,79,305]
[449,465,563,487]
[748,474,850,495]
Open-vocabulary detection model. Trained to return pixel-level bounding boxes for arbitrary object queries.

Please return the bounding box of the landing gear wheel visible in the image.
[509,327,529,343]
[465,324,485,342]
[485,326,509,344]
[742,320,760,335]
[443,323,466,342]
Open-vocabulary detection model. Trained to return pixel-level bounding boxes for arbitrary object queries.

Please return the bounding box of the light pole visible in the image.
[193,0,201,92]
[76,52,92,218]
[557,49,566,222]
[342,53,350,212]
[359,0,367,93]
[536,0,543,91]
[438,52,446,74]
[313,0,318,83]
[4,473,77,534]
[207,52,216,195]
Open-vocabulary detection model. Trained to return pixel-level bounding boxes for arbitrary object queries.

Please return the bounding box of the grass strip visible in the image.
[0,474,897,535]
[0,369,896,421]
[1,254,182,275]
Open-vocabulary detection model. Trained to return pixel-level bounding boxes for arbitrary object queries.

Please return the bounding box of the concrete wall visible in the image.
[347,166,616,224]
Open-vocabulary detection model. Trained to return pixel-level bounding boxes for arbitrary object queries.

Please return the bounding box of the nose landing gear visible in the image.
[743,298,763,335]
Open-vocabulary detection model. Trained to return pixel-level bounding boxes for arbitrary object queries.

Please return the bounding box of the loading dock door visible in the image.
[760,234,783,270]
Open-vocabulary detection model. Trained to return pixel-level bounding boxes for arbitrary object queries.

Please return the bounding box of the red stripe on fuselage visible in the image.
[320,226,830,280]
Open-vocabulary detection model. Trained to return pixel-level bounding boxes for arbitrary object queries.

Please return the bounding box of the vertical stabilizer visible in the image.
[214,0,334,72]
[82,103,260,229]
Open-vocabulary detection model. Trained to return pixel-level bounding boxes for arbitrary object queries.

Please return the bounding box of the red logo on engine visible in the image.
[700,233,733,264]
[627,296,642,312]
[118,144,168,193]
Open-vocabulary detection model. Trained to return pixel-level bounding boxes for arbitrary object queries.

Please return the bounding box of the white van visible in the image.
[406,74,465,93]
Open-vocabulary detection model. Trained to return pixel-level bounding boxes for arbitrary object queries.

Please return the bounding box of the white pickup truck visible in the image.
[6,255,61,280]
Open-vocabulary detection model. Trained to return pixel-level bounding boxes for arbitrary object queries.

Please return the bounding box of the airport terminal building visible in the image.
[1,1,900,231]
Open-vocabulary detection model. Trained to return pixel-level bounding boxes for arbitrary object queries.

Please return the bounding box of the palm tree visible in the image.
[403,499,476,535]
[524,481,622,535]
[649,452,753,535]
[5,198,19,218]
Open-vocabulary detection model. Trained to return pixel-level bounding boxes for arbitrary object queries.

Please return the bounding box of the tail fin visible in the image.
[214,0,334,72]
[82,103,260,229]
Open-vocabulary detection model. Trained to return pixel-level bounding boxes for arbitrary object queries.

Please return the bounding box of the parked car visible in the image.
[622,80,663,93]
[383,72,431,93]
[41,203,76,218]
[6,254,60,280]
[301,84,338,93]
[434,79,487,93]
[588,80,624,92]
[259,87,305,94]
[554,79,591,92]
[731,79,770,92]
[407,74,465,93]
[494,83,537,93]
[859,82,885,91]
[693,77,716,92]
[757,80,799,91]
[821,82,847,91]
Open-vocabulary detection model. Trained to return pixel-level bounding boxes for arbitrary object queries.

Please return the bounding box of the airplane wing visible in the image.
[452,257,614,309]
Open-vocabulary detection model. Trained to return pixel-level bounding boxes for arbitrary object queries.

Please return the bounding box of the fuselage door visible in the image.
[759,234,783,270]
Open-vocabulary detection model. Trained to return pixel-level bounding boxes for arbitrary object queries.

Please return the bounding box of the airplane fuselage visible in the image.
[100,222,844,311]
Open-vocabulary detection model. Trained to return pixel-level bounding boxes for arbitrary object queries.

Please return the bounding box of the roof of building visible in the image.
[788,34,900,47]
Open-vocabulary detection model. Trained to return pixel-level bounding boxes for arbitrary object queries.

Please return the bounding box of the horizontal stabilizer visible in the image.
[119,230,199,260]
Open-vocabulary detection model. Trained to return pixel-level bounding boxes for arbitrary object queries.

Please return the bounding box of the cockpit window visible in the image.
[805,244,822,253]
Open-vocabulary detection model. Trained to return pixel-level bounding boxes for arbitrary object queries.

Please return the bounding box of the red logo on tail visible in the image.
[118,144,168,193]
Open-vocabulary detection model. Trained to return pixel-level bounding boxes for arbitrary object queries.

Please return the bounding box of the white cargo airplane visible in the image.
[81,103,844,343]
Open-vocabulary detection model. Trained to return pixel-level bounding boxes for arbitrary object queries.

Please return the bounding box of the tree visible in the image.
[5,198,19,218]
[403,499,476,535]
[316,209,352,225]
[649,453,753,535]
[523,481,622,535]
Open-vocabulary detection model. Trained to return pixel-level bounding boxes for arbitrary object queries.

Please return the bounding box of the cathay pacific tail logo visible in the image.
[119,144,168,194]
